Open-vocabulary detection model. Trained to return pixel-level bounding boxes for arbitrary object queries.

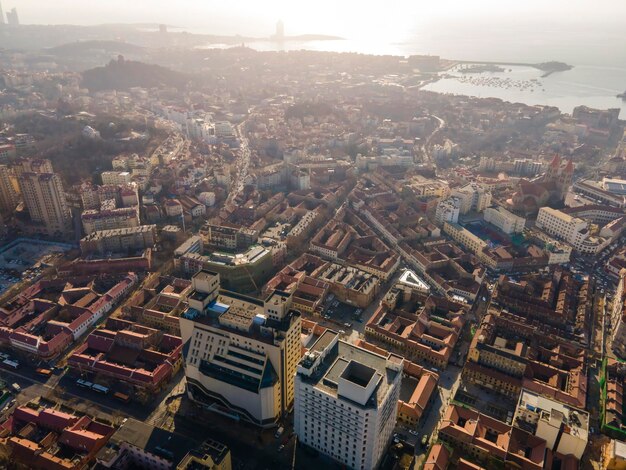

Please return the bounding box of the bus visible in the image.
[76,379,93,388]
[114,392,130,403]
[2,359,19,370]
[91,384,109,394]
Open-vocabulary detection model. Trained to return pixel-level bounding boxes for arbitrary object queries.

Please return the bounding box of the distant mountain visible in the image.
[82,57,190,91]
[47,40,145,56]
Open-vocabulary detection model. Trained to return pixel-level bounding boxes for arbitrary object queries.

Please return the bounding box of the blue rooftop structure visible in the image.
[207,300,230,315]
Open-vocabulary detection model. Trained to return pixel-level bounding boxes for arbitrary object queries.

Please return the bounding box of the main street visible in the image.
[226,116,253,207]
[421,114,446,164]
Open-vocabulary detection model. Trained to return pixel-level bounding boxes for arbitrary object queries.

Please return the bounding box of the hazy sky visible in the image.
[4,0,626,37]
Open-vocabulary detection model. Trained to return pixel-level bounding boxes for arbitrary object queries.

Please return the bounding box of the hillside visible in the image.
[47,40,145,57]
[81,57,190,91]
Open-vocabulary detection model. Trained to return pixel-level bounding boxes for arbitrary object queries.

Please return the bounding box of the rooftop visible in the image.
[298,330,400,409]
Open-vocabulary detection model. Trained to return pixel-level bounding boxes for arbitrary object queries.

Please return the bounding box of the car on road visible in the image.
[421,435,428,447]
[409,429,418,436]
[278,444,285,452]
[10,383,20,393]
[274,426,284,439]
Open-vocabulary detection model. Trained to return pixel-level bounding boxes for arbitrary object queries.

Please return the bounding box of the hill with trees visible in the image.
[82,56,190,91]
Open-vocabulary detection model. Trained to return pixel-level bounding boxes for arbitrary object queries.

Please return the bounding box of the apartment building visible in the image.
[0,164,19,214]
[81,207,140,235]
[19,169,72,237]
[5,403,114,470]
[465,311,587,409]
[366,290,467,369]
[294,330,403,470]
[612,269,626,358]
[180,270,302,427]
[201,222,258,251]
[443,222,488,259]
[438,405,546,470]
[80,225,157,255]
[68,318,183,393]
[101,171,132,186]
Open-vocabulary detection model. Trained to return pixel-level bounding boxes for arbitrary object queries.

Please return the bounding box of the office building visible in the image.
[6,7,18,25]
[180,270,302,427]
[275,19,285,40]
[294,330,403,470]
[18,164,72,238]
[484,206,526,234]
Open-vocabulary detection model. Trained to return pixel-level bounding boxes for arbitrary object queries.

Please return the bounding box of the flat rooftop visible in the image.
[104,418,199,465]
[516,388,589,436]
[301,332,399,409]
[399,269,430,291]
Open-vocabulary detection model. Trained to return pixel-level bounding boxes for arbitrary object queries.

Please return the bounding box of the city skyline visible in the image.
[0,3,624,469]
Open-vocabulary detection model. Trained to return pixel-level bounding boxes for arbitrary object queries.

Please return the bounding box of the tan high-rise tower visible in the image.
[18,159,71,237]
[0,165,18,214]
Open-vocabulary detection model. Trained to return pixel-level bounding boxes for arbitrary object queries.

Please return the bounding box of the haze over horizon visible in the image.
[2,0,624,69]
[4,0,626,37]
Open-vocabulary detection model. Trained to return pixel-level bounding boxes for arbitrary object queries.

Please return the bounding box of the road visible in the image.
[421,114,446,165]
[226,118,252,207]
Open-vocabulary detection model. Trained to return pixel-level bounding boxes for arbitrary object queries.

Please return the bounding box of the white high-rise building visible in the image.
[101,171,132,186]
[452,182,492,214]
[536,207,588,246]
[294,330,403,470]
[180,270,302,427]
[434,197,460,226]
[484,205,526,234]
